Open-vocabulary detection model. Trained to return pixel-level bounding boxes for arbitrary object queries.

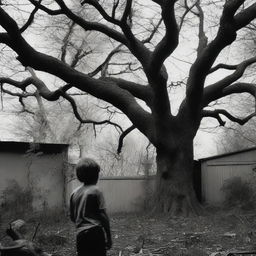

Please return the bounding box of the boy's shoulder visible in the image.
[71,184,83,195]
[86,185,102,195]
[71,184,102,196]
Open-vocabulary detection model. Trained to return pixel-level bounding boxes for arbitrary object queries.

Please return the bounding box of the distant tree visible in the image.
[1,19,119,155]
[1,1,256,215]
[95,132,155,176]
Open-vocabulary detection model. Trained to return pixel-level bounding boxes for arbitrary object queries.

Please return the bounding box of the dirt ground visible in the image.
[1,209,256,256]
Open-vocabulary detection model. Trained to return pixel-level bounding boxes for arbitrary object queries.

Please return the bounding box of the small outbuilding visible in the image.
[200,147,256,204]
[0,141,68,212]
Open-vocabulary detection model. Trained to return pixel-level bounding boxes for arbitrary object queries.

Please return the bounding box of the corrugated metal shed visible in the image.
[200,147,256,204]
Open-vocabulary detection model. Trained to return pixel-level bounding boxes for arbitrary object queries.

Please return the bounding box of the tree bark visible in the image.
[153,140,202,216]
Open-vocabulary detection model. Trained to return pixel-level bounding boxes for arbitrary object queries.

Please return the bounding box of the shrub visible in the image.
[221,176,256,210]
[0,180,33,219]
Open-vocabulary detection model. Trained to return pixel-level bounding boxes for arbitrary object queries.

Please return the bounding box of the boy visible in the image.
[70,158,112,256]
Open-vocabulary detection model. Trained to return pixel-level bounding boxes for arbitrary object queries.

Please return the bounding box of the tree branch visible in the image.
[0,32,10,45]
[101,77,153,106]
[70,43,92,68]
[26,67,73,101]
[63,0,151,75]
[88,44,122,77]
[107,63,142,76]
[28,0,63,15]
[142,18,163,44]
[18,97,35,115]
[29,0,128,45]
[117,125,136,154]
[195,0,208,56]
[221,83,256,98]
[150,0,179,75]
[81,0,152,71]
[1,86,35,98]
[111,0,120,19]
[202,109,256,126]
[60,21,76,64]
[234,3,256,30]
[0,77,33,90]
[119,13,152,70]
[209,63,238,74]
[60,91,123,132]
[222,0,245,18]
[179,0,197,31]
[0,84,35,114]
[20,0,42,33]
[202,110,226,126]
[1,72,123,131]
[0,8,153,138]
[121,0,133,24]
[0,69,72,102]
[203,57,256,106]
[183,0,253,118]
[54,0,128,45]
[81,0,121,26]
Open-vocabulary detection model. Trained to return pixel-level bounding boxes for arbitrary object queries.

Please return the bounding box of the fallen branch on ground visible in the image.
[0,219,51,256]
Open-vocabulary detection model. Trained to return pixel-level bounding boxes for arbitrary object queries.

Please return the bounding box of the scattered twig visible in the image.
[32,223,40,241]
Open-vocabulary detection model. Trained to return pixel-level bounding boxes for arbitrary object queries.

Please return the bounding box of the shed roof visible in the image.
[199,147,256,162]
[0,141,68,154]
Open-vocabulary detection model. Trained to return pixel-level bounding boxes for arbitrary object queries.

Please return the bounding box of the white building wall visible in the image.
[67,177,155,213]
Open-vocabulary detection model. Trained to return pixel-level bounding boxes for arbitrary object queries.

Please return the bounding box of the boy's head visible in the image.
[75,158,100,185]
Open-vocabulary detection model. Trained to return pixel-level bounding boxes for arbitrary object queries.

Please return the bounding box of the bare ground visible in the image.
[1,209,256,256]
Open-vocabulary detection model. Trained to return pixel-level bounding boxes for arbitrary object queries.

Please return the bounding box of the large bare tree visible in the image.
[1,0,256,215]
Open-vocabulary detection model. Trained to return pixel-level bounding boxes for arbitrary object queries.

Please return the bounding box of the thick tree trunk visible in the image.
[153,140,202,216]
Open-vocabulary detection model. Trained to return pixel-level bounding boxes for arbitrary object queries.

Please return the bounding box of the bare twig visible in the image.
[20,0,42,33]
[32,223,40,241]
[202,109,256,126]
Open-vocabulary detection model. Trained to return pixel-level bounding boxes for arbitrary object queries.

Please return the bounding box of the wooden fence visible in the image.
[66,176,155,213]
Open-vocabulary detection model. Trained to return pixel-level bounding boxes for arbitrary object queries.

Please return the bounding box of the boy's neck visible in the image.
[83,182,97,186]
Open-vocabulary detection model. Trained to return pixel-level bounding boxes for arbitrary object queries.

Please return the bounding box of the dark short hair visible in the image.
[75,158,100,185]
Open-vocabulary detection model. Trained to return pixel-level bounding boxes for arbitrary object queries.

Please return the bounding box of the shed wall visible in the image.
[201,150,256,204]
[0,152,65,211]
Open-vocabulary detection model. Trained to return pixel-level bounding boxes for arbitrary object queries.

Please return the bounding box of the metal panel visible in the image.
[203,163,253,204]
[206,150,256,165]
